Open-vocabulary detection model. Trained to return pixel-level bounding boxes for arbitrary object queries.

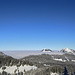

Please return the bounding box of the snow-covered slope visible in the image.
[60,48,75,54]
[0,65,37,74]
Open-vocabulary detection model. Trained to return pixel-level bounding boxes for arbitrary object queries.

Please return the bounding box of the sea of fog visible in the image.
[3,50,63,59]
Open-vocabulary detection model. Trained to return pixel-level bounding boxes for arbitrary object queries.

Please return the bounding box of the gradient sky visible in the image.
[0,0,75,50]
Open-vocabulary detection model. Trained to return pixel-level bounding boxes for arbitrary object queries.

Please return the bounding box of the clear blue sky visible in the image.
[0,0,75,50]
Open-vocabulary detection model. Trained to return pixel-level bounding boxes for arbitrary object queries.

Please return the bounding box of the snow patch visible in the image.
[0,65,37,74]
[43,64,50,67]
[72,60,75,62]
[53,58,66,62]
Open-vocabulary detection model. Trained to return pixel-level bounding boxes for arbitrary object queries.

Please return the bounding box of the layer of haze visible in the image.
[0,0,75,50]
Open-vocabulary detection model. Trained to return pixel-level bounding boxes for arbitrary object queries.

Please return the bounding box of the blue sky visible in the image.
[0,0,75,50]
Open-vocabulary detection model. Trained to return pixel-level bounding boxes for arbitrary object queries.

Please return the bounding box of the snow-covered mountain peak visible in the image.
[60,48,75,54]
[42,49,52,52]
[63,48,72,52]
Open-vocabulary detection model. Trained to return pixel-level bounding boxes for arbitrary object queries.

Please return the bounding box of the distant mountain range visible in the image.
[41,48,75,54]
